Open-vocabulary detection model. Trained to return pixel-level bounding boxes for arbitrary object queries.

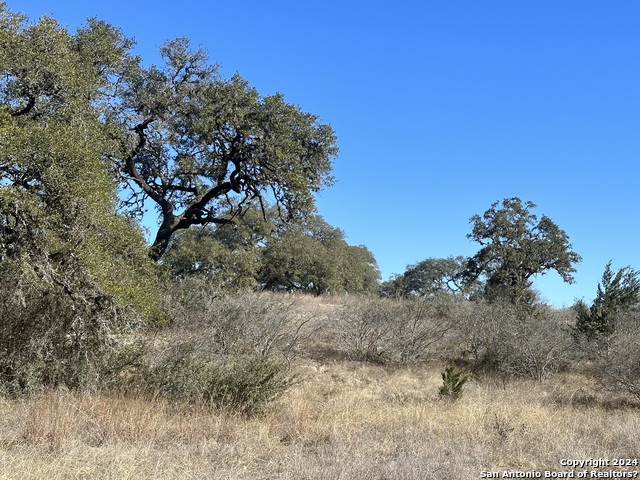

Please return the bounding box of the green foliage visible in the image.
[260,214,380,295]
[162,226,261,290]
[163,210,380,295]
[574,261,640,340]
[149,282,302,414]
[144,353,294,416]
[439,364,469,400]
[465,198,581,308]
[0,6,161,392]
[161,202,278,290]
[382,256,477,298]
[111,37,338,259]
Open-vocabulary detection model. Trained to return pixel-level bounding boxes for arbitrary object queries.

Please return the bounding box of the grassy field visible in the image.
[0,362,638,479]
[1,294,639,479]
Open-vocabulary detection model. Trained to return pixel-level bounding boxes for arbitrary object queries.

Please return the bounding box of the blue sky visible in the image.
[15,1,640,306]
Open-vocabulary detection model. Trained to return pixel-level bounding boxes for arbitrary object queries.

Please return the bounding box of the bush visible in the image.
[590,310,640,400]
[332,294,464,365]
[456,302,573,381]
[162,278,309,362]
[0,187,160,396]
[139,282,302,413]
[439,363,469,400]
[334,296,398,362]
[144,346,294,415]
[391,294,462,365]
[0,257,144,395]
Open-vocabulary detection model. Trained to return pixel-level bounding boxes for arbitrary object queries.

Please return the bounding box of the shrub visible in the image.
[334,296,398,362]
[144,347,294,415]
[162,278,310,363]
[0,257,144,395]
[573,262,640,341]
[333,295,465,365]
[142,282,301,413]
[456,302,573,382]
[439,363,469,400]
[590,310,640,400]
[390,294,462,365]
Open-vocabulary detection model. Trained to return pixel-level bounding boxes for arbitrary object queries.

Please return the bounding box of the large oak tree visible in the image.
[0,6,160,388]
[465,197,582,307]
[111,38,338,260]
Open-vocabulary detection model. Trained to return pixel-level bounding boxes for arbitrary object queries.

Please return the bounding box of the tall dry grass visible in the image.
[0,361,638,479]
[1,293,638,479]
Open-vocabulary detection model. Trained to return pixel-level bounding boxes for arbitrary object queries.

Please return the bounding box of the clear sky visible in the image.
[14,1,640,307]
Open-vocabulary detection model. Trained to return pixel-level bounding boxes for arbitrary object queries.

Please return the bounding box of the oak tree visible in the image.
[112,38,338,260]
[382,256,473,298]
[465,198,581,307]
[259,215,380,295]
[0,6,160,389]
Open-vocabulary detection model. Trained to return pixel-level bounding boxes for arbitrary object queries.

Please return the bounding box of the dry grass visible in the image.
[0,361,639,479]
[1,294,639,478]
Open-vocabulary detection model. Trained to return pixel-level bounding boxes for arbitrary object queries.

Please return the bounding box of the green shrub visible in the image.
[439,363,469,400]
[145,351,295,415]
[574,262,640,341]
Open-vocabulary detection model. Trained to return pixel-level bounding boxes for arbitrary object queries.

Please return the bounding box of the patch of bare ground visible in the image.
[1,360,639,479]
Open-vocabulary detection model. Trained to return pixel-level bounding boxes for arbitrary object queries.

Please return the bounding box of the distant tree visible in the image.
[259,215,380,294]
[464,198,581,308]
[111,38,338,260]
[162,203,276,290]
[382,256,475,298]
[164,210,379,295]
[161,226,259,290]
[340,244,381,294]
[574,261,640,340]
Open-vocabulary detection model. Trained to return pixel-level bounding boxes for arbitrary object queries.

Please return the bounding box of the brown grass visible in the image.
[1,294,639,478]
[0,361,639,479]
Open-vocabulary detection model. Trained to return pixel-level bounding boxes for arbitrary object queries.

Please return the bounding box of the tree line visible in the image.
[1,3,638,398]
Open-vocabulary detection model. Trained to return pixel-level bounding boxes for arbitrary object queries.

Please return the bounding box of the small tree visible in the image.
[439,364,469,400]
[574,261,640,341]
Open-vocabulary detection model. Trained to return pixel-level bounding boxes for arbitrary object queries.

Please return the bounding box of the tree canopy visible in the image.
[464,197,582,306]
[381,256,474,298]
[111,38,338,260]
[163,211,381,295]
[0,6,161,389]
[260,214,380,295]
[1,3,338,263]
[574,261,640,339]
